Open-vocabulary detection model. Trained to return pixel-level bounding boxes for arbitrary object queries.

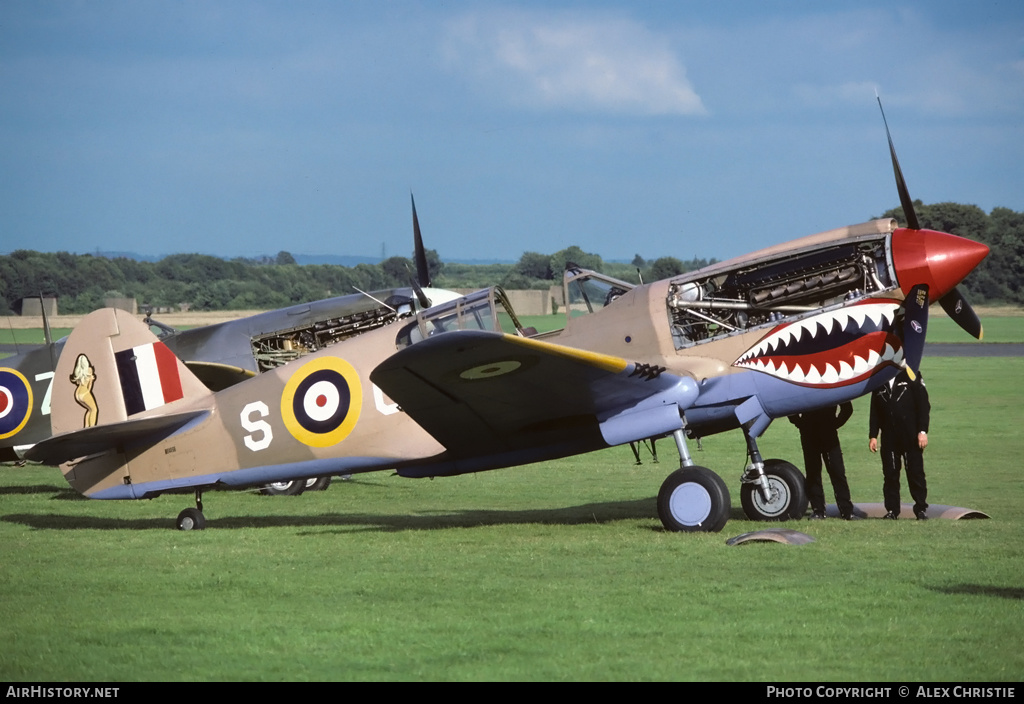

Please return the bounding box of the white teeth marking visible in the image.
[847,308,867,329]
[735,302,902,385]
[822,363,840,385]
[741,302,899,362]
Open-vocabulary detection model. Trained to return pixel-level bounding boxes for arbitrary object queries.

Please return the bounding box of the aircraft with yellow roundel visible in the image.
[26,106,990,532]
[1,195,458,485]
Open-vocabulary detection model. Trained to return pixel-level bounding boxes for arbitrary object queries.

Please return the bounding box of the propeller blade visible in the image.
[939,287,984,340]
[900,284,929,379]
[412,280,431,309]
[877,95,921,231]
[411,193,431,288]
[878,98,987,341]
[39,293,56,370]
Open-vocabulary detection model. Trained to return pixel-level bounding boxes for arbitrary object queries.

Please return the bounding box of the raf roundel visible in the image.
[281,357,362,447]
[459,360,522,380]
[0,368,33,440]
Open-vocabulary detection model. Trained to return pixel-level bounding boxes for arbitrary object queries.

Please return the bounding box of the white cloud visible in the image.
[443,9,706,116]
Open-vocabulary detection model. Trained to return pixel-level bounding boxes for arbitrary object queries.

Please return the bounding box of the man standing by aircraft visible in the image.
[789,403,854,520]
[868,370,931,520]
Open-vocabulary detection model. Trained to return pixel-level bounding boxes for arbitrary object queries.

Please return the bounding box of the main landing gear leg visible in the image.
[741,432,770,501]
[656,419,731,533]
[671,428,693,468]
[176,490,207,531]
[739,431,807,522]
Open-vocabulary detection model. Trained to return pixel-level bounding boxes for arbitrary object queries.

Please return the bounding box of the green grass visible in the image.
[0,358,1021,681]
[927,314,1024,343]
[0,328,72,347]
[517,314,563,334]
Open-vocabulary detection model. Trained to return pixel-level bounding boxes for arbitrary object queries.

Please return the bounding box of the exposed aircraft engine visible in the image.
[251,304,410,372]
[667,238,893,347]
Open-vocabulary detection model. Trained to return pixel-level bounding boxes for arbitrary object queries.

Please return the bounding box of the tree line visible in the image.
[1,201,1019,315]
[0,244,713,315]
[0,250,446,315]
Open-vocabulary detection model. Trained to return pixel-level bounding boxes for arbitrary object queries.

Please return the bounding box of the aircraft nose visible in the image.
[890,228,990,301]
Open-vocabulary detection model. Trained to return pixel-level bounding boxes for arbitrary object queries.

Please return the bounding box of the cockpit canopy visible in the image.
[396,287,529,349]
[563,266,635,319]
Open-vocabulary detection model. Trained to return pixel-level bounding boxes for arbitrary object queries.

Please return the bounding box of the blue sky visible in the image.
[2,1,1022,264]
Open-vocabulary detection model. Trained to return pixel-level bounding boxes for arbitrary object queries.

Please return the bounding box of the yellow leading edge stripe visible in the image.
[502,334,629,374]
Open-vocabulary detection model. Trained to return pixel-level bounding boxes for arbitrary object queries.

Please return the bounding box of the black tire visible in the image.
[657,466,731,533]
[176,507,206,531]
[740,459,808,521]
[304,476,332,492]
[260,479,306,496]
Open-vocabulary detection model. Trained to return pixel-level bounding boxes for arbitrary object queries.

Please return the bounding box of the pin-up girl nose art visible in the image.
[70,353,98,428]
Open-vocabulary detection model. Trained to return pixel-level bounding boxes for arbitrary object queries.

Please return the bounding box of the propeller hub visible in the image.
[891,228,989,301]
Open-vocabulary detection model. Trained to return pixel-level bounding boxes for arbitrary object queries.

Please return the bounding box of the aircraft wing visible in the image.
[370,330,698,458]
[25,410,210,466]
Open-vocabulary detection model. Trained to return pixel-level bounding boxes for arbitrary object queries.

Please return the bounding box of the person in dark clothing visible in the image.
[868,369,931,520]
[789,402,855,520]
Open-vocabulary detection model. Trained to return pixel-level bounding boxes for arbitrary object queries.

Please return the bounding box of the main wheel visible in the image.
[304,476,332,492]
[740,459,808,521]
[176,507,206,531]
[260,479,306,496]
[657,466,731,533]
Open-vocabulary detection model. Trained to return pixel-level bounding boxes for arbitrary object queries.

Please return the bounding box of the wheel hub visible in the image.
[752,477,789,517]
[669,483,713,526]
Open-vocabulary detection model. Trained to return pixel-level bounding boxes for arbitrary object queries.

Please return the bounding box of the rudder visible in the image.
[50,308,211,437]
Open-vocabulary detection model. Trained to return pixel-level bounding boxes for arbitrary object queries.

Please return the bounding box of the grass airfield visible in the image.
[1,354,1021,682]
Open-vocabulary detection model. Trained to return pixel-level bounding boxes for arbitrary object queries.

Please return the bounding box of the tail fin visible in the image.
[28,308,213,497]
[49,308,212,437]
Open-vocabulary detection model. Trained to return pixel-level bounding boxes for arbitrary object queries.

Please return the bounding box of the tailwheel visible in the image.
[740,459,807,521]
[657,466,731,533]
[176,507,206,531]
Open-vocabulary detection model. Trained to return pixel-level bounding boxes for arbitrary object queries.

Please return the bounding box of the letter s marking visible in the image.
[241,401,273,451]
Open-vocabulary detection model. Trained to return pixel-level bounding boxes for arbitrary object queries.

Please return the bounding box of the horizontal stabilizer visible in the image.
[26,410,209,466]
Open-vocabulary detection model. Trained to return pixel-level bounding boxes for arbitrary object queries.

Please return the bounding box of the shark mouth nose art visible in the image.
[734,301,904,387]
